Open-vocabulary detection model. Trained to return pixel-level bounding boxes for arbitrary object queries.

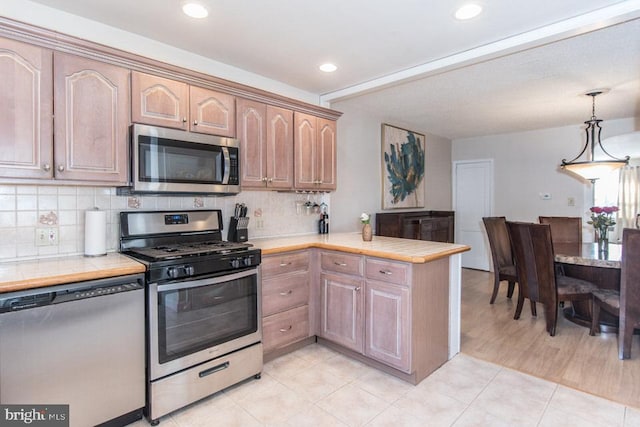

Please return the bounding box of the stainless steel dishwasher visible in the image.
[0,274,145,427]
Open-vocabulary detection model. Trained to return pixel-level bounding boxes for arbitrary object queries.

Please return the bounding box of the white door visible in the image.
[453,160,493,270]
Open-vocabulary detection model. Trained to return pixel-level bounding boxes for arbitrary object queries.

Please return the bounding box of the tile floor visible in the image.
[129,343,640,427]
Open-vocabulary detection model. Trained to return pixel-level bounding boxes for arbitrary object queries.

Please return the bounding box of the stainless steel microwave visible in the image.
[120,124,240,195]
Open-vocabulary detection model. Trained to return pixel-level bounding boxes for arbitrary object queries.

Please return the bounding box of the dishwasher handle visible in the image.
[0,274,144,313]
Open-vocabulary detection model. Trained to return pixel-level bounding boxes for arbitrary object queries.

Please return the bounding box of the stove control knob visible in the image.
[167,267,179,279]
[185,265,195,276]
[230,258,241,268]
[243,256,253,266]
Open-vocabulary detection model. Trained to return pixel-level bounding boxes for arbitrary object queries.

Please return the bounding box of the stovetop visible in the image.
[126,240,252,262]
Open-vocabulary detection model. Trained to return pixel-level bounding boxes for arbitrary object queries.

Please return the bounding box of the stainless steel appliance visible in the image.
[0,274,145,427]
[119,210,262,425]
[119,124,240,195]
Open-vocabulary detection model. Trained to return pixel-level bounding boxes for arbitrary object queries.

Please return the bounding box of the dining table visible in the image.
[554,242,621,330]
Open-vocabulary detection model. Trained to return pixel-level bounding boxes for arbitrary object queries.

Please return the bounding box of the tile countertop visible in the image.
[0,253,146,294]
[250,232,470,263]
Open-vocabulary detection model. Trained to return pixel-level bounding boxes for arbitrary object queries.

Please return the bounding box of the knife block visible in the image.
[228,217,249,242]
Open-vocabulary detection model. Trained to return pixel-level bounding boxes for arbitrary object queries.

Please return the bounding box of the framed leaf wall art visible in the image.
[381,123,425,209]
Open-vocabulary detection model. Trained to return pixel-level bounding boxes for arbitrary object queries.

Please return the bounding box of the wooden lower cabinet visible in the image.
[314,250,449,384]
[261,251,311,356]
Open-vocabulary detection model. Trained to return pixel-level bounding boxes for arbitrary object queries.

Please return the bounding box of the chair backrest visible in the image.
[538,216,582,245]
[621,228,640,327]
[483,217,514,270]
[507,222,557,306]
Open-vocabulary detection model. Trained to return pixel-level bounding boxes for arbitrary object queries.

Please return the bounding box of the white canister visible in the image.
[84,208,107,256]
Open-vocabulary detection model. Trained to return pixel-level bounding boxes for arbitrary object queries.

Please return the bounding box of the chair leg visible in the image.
[507,281,515,299]
[489,277,500,304]
[619,319,633,360]
[530,301,537,317]
[514,292,525,320]
[590,297,601,336]
[544,303,558,336]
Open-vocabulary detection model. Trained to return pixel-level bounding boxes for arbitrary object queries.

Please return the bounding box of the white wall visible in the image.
[329,101,453,232]
[452,117,638,230]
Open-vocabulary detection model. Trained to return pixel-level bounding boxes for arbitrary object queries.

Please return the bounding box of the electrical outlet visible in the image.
[36,227,58,246]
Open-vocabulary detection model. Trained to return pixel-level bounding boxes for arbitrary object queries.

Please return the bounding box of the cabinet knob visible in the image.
[57,165,65,172]
[42,163,51,172]
[354,286,361,292]
[193,120,198,126]
[268,178,273,183]
[262,177,268,183]
[279,325,293,333]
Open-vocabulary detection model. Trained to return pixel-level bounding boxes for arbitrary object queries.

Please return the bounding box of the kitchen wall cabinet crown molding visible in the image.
[0,16,341,122]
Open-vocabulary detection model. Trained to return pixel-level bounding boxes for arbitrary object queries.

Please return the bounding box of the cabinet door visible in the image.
[237,98,266,188]
[365,280,411,372]
[189,86,235,137]
[131,71,188,129]
[316,118,336,191]
[266,105,293,190]
[293,112,317,189]
[319,272,364,353]
[53,53,129,183]
[0,38,53,179]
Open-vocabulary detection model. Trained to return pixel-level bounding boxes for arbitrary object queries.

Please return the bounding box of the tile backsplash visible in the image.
[0,185,330,262]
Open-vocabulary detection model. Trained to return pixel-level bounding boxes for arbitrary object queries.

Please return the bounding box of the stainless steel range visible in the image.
[120,210,262,425]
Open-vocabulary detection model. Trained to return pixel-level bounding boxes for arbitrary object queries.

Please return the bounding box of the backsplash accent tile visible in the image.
[0,185,331,262]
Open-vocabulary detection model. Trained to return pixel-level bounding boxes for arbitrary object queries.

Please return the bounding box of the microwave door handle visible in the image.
[221,147,231,185]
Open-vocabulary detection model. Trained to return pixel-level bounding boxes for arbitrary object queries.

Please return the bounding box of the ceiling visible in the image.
[25,0,640,139]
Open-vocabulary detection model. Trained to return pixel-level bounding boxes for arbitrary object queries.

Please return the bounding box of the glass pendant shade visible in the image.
[560,91,629,182]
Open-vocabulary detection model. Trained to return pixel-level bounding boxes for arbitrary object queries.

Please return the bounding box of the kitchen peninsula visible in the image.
[252,233,470,384]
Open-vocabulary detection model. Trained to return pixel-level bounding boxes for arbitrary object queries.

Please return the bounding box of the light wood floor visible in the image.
[460,268,640,409]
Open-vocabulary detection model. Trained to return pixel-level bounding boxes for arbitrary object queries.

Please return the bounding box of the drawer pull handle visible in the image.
[279,325,293,332]
[279,290,293,296]
[334,262,347,267]
[379,270,393,275]
[279,262,292,267]
[199,361,229,378]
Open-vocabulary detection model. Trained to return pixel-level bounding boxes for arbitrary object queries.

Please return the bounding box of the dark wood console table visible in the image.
[375,210,454,243]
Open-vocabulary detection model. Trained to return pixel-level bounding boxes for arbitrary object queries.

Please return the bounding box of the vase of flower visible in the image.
[588,206,618,253]
[360,212,373,241]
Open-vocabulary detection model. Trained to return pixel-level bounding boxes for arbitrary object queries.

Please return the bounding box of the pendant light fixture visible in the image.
[561,90,629,183]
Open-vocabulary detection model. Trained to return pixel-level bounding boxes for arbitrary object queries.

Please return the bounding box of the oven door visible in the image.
[148,268,261,381]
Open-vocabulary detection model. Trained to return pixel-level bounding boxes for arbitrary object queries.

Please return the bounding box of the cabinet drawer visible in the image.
[262,251,309,278]
[262,305,309,353]
[262,271,309,316]
[320,251,363,276]
[365,258,410,286]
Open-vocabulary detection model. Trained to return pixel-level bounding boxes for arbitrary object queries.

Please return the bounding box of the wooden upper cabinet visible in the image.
[0,37,53,179]
[237,98,292,190]
[189,86,235,137]
[294,112,336,191]
[131,71,188,130]
[53,52,130,183]
[132,71,235,137]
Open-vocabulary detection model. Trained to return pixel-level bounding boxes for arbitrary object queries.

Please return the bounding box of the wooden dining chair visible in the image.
[590,228,640,359]
[507,221,597,336]
[483,217,536,316]
[538,216,582,245]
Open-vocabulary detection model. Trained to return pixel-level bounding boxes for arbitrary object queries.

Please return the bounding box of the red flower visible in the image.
[603,206,619,214]
[590,206,604,213]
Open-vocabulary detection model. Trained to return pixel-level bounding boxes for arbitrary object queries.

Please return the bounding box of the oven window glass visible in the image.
[157,274,257,364]
[139,135,223,184]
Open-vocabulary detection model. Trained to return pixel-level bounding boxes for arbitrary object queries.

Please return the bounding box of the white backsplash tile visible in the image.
[0,184,331,262]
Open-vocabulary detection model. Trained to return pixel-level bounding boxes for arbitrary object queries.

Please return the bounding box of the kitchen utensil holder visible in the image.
[229,217,250,242]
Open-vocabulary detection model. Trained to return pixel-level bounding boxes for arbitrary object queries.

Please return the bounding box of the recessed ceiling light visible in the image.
[319,63,337,73]
[455,4,482,20]
[182,2,209,19]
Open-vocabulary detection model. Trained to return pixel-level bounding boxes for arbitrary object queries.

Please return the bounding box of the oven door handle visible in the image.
[154,268,258,292]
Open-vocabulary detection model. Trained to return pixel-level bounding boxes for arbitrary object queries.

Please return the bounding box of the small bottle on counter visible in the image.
[323,213,329,234]
[318,212,330,234]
